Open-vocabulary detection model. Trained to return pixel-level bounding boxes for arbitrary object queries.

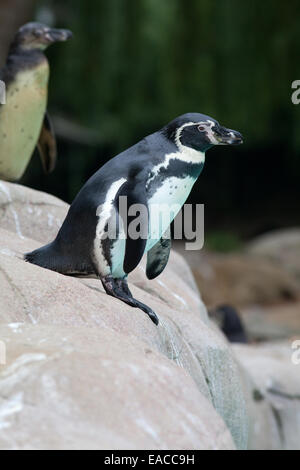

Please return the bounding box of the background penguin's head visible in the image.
[164,113,243,153]
[11,22,72,52]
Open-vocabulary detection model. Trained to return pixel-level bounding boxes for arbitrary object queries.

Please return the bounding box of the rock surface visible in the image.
[247,228,300,281]
[192,253,299,309]
[174,239,300,343]
[240,303,300,342]
[173,242,300,309]
[234,342,300,450]
[0,180,68,244]
[0,181,248,450]
[0,324,235,450]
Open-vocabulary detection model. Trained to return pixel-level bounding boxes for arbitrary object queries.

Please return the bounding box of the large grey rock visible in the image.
[191,252,299,309]
[0,180,68,244]
[0,181,248,450]
[234,342,300,450]
[247,228,300,281]
[240,303,300,342]
[0,324,235,450]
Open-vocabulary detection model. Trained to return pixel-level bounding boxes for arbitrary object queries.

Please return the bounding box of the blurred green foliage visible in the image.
[21,0,300,237]
[206,230,242,253]
[45,0,300,147]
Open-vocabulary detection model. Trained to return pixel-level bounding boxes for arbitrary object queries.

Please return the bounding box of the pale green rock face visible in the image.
[0,59,49,181]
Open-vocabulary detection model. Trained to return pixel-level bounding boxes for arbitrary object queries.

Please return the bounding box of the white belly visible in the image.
[0,62,49,181]
[146,175,196,251]
[108,176,196,276]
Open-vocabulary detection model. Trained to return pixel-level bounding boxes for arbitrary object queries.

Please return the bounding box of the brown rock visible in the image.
[191,252,299,309]
[247,228,300,281]
[234,342,300,450]
[0,323,235,450]
[0,181,68,244]
[0,182,248,450]
[0,227,247,449]
[240,303,300,342]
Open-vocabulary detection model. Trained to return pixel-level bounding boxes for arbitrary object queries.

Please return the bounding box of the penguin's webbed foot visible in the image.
[101,276,159,325]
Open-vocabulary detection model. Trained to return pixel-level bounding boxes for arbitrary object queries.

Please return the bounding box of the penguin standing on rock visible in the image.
[25,113,243,325]
[0,23,72,181]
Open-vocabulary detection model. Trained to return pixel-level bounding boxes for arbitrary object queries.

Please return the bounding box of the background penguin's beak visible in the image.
[214,126,243,145]
[45,28,73,43]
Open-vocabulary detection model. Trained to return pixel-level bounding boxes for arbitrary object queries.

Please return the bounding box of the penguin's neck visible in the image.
[153,145,205,179]
[175,143,206,166]
[3,48,48,88]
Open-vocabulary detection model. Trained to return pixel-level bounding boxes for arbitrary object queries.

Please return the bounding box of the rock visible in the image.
[240,303,300,342]
[247,228,300,281]
[0,181,248,450]
[0,227,247,449]
[0,181,68,244]
[234,342,300,450]
[180,242,300,342]
[191,252,299,309]
[0,324,235,450]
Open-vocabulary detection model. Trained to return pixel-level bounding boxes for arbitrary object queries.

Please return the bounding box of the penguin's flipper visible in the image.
[37,112,57,174]
[146,229,171,280]
[117,179,149,274]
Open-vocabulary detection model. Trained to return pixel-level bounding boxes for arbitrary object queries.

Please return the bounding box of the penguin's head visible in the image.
[164,113,243,153]
[11,22,72,52]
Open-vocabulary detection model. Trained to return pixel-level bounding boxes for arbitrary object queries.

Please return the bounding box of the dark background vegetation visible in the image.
[1,0,299,248]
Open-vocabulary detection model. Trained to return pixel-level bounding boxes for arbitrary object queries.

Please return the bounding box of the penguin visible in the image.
[209,305,248,343]
[25,113,243,325]
[0,22,72,181]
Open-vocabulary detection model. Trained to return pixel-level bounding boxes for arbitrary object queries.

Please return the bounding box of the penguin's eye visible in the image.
[33,30,43,38]
[198,125,206,132]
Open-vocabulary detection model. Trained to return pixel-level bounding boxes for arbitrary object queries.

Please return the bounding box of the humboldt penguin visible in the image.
[209,305,248,343]
[0,22,72,181]
[25,113,243,325]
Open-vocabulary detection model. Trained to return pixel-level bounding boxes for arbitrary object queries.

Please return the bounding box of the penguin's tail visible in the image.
[24,242,69,273]
[25,241,95,276]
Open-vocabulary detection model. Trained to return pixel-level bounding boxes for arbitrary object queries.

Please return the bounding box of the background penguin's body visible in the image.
[25,113,243,324]
[0,22,72,181]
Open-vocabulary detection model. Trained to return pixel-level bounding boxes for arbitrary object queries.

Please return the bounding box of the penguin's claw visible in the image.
[101,276,159,326]
[146,309,159,325]
[130,298,159,325]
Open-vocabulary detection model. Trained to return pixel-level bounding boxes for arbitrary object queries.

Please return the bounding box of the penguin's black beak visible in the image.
[213,125,243,146]
[45,28,73,43]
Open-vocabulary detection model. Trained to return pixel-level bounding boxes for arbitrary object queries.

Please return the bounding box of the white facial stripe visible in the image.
[175,122,197,149]
[196,120,215,129]
[176,119,219,147]
[205,129,219,145]
[197,119,219,145]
